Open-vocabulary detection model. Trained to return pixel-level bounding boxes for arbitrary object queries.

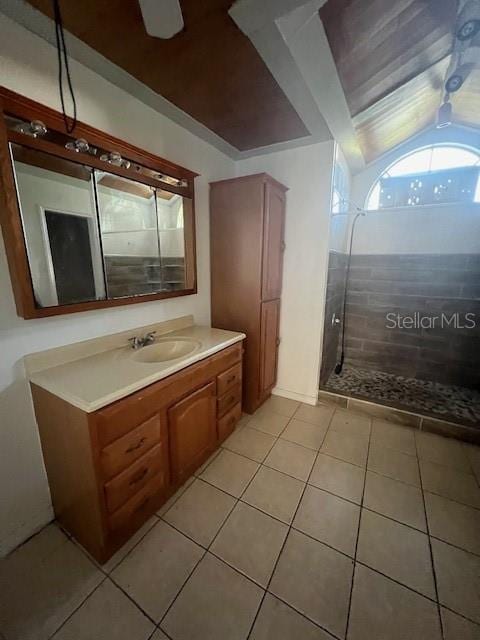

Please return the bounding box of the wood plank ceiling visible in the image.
[320,0,480,163]
[24,0,309,151]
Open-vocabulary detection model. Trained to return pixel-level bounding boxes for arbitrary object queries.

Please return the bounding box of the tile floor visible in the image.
[1,396,480,640]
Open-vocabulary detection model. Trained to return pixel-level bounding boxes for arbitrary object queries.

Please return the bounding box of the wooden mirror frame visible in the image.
[0,87,199,319]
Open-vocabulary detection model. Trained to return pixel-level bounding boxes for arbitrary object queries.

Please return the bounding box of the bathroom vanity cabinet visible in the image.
[30,342,243,563]
[210,173,286,413]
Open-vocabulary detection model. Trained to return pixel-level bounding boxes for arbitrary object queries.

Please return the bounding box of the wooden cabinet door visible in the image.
[260,299,281,394]
[168,382,217,483]
[261,182,285,301]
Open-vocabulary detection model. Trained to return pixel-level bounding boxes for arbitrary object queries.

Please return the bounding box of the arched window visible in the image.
[366,145,480,210]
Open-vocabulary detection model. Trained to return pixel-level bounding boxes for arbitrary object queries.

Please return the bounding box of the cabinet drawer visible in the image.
[107,472,166,533]
[104,444,163,513]
[217,384,242,418]
[217,362,242,397]
[100,415,161,481]
[218,402,242,441]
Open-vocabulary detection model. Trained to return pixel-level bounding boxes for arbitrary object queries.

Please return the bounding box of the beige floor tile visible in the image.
[0,524,103,640]
[309,453,365,504]
[161,553,263,640]
[293,403,334,427]
[200,449,259,497]
[280,419,328,450]
[52,579,154,640]
[270,529,353,638]
[261,395,300,417]
[363,471,426,531]
[248,409,290,436]
[425,492,480,555]
[419,460,480,509]
[111,521,203,622]
[293,485,360,557]
[321,430,369,467]
[466,445,480,482]
[357,510,435,599]
[330,410,371,439]
[194,450,221,477]
[157,477,195,516]
[238,413,252,428]
[432,539,480,624]
[163,479,236,547]
[102,517,159,573]
[242,466,305,524]
[223,426,276,462]
[371,420,416,456]
[211,502,288,587]
[368,442,420,486]
[441,608,480,640]
[348,564,442,640]
[150,630,170,640]
[264,439,316,481]
[416,432,471,472]
[250,593,331,640]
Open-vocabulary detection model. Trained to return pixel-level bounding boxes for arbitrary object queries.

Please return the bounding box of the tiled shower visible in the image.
[320,145,480,435]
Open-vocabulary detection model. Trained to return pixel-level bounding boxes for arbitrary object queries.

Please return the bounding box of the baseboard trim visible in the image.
[272,387,317,406]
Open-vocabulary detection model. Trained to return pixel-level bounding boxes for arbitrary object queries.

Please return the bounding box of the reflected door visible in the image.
[44,210,96,304]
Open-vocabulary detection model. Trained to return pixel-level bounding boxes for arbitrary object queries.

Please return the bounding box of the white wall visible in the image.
[350,126,480,255]
[0,13,236,556]
[236,141,335,405]
[351,203,480,255]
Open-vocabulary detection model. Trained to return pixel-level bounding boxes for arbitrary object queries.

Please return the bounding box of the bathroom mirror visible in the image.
[95,173,188,299]
[0,86,198,318]
[11,144,106,307]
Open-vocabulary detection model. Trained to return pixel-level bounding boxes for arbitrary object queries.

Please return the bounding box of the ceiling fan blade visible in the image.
[138,0,184,39]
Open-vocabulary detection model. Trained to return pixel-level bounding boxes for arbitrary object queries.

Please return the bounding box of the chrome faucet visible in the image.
[128,331,156,349]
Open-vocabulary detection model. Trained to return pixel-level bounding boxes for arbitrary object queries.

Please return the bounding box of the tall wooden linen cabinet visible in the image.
[210,173,287,413]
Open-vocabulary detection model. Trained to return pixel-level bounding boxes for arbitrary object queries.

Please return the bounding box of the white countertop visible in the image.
[29,325,245,413]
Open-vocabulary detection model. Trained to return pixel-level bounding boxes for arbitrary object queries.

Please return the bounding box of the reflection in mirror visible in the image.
[95,172,187,299]
[10,143,105,308]
[156,189,187,292]
[95,172,160,299]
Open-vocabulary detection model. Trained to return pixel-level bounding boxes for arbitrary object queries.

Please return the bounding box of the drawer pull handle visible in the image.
[226,375,236,384]
[126,437,147,454]
[129,468,148,485]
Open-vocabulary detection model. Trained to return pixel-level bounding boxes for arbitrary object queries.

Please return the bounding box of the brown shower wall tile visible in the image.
[343,254,480,389]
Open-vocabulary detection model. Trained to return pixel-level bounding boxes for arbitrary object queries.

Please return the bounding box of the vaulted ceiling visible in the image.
[320,0,480,162]
[23,0,309,151]
[10,0,480,166]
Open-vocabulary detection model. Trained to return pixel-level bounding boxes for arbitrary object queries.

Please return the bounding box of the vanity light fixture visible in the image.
[156,173,188,188]
[99,150,131,169]
[65,137,90,153]
[15,119,47,137]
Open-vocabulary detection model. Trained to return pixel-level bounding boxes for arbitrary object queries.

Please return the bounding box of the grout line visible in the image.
[414,433,445,640]
[156,410,287,635]
[344,415,372,639]
[46,576,108,639]
[245,405,337,639]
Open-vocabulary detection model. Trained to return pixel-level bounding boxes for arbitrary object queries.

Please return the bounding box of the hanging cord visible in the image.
[52,0,77,134]
[334,209,366,375]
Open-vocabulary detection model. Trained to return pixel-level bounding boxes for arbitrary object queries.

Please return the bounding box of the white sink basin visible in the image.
[132,337,201,364]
